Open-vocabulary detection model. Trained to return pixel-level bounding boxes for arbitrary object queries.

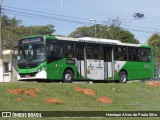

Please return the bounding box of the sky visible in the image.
[2,0,160,43]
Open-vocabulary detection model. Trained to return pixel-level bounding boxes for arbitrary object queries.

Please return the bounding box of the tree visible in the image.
[1,15,55,49]
[17,25,55,36]
[2,15,22,27]
[148,33,160,58]
[148,33,160,77]
[69,18,139,44]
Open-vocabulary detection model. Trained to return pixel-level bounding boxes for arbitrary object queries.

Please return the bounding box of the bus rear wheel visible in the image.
[63,70,73,83]
[119,71,128,83]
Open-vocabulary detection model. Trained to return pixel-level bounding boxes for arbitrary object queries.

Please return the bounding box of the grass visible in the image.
[0,81,160,120]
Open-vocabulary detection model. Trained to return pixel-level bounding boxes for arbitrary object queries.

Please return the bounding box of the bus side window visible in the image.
[47,44,57,58]
[65,43,74,58]
[139,48,151,62]
[76,44,84,60]
[94,45,102,59]
[47,42,63,62]
[128,47,139,61]
[115,46,127,61]
[87,45,102,59]
[87,45,92,59]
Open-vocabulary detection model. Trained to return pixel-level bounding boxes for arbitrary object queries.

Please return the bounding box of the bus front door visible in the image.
[104,47,114,80]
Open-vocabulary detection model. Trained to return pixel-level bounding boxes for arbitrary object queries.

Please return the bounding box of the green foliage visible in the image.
[2,26,20,49]
[147,34,160,64]
[2,15,22,27]
[15,25,55,37]
[1,15,55,49]
[69,26,91,38]
[118,29,139,44]
[69,19,139,44]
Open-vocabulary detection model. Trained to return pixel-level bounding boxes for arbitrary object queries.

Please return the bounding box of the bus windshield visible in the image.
[17,43,45,68]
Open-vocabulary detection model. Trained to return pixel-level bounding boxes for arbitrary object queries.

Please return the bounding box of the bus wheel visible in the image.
[119,71,128,83]
[63,70,73,83]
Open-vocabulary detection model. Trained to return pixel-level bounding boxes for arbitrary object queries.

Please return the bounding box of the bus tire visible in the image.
[63,70,73,83]
[119,71,128,83]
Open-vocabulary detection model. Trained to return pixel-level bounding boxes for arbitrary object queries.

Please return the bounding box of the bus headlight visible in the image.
[38,67,45,73]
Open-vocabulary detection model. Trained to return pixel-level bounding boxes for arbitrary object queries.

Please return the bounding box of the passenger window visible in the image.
[76,44,84,60]
[87,45,102,59]
[47,42,63,62]
[65,43,74,58]
[139,48,151,62]
[128,47,139,61]
[115,46,127,61]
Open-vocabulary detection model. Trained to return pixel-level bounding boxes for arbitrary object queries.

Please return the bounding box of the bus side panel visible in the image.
[114,61,126,80]
[46,58,77,80]
[124,62,153,80]
[114,61,154,80]
[86,59,104,80]
[138,62,154,79]
[124,62,141,80]
[46,59,64,80]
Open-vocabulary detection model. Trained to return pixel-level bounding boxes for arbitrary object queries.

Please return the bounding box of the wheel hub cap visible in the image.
[65,74,72,81]
[121,74,126,82]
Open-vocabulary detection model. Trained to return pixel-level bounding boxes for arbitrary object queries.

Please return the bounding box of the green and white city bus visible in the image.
[16,35,154,82]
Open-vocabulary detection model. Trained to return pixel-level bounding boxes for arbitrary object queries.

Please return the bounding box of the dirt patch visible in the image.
[97,97,113,104]
[64,90,69,94]
[147,82,160,87]
[75,87,95,96]
[44,98,64,104]
[15,98,26,102]
[7,88,39,97]
[7,88,25,95]
[23,90,37,97]
[34,88,40,92]
[53,90,60,93]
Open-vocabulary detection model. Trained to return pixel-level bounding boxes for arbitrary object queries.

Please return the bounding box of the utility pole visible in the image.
[89,19,96,38]
[0,0,4,82]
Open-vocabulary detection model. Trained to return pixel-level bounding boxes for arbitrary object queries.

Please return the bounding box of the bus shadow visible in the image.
[18,79,62,83]
[18,79,119,83]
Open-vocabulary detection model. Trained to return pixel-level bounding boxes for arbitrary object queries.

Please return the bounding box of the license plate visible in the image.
[25,75,30,78]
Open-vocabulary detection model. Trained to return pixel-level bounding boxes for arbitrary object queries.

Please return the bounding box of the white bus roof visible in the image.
[56,36,148,47]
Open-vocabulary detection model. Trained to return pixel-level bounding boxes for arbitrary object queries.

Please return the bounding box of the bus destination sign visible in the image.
[21,37,42,44]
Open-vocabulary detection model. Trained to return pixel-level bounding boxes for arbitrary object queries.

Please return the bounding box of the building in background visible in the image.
[3,50,17,82]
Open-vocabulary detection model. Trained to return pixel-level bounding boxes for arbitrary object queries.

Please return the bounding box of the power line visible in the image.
[5,0,160,26]
[4,8,91,25]
[3,5,160,26]
[2,5,160,37]
[34,0,160,25]
[3,6,160,31]
[3,6,90,21]
[4,9,159,35]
